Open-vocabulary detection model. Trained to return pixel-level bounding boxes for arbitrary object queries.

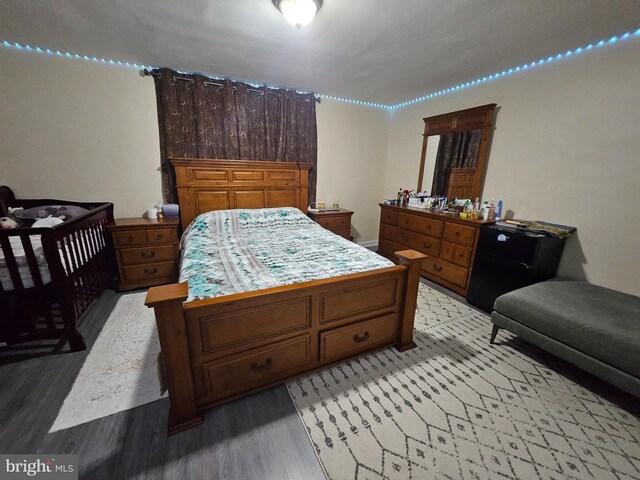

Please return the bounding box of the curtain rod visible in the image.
[140,68,320,102]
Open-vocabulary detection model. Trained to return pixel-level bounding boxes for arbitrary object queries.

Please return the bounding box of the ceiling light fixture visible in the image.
[272,0,323,29]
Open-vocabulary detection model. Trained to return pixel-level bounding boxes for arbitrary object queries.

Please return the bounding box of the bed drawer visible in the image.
[320,313,399,363]
[121,261,176,283]
[119,244,178,266]
[114,230,147,247]
[201,334,311,400]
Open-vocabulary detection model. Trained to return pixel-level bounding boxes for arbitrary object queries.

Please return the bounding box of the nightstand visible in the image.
[107,218,180,291]
[307,208,354,239]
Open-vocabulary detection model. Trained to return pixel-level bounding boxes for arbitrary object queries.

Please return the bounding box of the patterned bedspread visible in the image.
[180,207,394,301]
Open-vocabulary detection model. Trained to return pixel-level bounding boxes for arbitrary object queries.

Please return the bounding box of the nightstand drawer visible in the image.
[316,216,350,229]
[121,261,176,283]
[333,227,351,239]
[120,244,178,266]
[147,228,178,244]
[114,230,147,247]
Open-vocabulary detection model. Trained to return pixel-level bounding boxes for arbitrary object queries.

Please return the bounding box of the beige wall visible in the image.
[0,48,162,218]
[385,41,640,295]
[316,101,389,243]
[0,48,389,243]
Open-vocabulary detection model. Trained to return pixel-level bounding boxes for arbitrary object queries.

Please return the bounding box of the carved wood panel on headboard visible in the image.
[170,158,312,228]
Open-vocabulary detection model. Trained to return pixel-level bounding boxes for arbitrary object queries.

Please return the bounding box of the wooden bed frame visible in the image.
[145,159,426,434]
[0,186,115,351]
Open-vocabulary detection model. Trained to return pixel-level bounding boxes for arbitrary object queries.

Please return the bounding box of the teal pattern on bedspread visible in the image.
[180,207,394,301]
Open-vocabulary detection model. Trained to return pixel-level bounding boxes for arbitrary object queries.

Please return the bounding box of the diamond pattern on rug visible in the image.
[287,284,640,480]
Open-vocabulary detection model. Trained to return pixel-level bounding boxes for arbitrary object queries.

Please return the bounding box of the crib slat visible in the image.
[83,226,101,298]
[20,234,55,330]
[0,234,38,337]
[68,232,85,313]
[85,226,102,296]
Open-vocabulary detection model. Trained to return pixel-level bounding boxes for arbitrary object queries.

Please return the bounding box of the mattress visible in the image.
[180,207,394,302]
[0,233,92,291]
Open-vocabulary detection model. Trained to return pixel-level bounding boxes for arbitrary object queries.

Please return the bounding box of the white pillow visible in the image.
[32,216,64,228]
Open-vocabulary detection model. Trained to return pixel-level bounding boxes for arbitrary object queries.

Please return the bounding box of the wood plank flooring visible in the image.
[0,289,326,480]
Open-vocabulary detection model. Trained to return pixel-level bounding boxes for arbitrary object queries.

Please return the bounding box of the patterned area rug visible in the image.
[287,284,640,480]
[49,292,166,433]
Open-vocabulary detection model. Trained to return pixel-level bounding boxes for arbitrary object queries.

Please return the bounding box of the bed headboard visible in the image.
[170,158,313,228]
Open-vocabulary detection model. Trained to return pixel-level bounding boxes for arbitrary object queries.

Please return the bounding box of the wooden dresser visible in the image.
[307,208,353,239]
[377,204,492,296]
[108,218,180,291]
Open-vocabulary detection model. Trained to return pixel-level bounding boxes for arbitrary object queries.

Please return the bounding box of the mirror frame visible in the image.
[417,103,497,200]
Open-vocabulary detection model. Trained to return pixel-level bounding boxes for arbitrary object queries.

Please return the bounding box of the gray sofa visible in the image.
[490,279,640,398]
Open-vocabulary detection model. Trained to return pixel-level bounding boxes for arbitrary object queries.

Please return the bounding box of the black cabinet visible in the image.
[466,224,570,313]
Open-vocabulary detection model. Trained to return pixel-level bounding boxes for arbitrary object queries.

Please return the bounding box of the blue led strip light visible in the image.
[388,28,640,110]
[2,28,639,111]
[1,40,152,70]
[316,94,391,110]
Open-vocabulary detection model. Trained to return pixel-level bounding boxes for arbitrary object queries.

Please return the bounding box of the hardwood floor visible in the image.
[0,290,326,480]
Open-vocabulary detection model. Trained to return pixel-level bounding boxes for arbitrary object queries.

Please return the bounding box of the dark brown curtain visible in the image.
[431,129,483,196]
[154,68,317,203]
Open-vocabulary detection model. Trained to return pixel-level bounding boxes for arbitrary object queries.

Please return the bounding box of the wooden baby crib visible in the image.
[0,186,115,351]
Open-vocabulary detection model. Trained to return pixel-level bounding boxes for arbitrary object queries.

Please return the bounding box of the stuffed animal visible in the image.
[0,217,19,229]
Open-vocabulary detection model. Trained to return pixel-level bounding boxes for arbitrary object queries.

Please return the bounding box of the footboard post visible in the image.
[145,283,204,434]
[395,250,427,352]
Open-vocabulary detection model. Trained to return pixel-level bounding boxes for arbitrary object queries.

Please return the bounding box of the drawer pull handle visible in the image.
[353,331,370,343]
[127,236,134,243]
[423,242,432,249]
[144,267,158,276]
[156,234,163,240]
[402,235,409,242]
[455,231,461,237]
[141,251,156,259]
[427,225,432,230]
[458,253,464,257]
[251,357,273,372]
[433,264,443,272]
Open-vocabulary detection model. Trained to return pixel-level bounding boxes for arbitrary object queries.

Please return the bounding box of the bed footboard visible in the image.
[146,249,426,434]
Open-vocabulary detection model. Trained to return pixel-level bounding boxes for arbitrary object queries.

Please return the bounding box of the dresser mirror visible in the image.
[417,103,497,200]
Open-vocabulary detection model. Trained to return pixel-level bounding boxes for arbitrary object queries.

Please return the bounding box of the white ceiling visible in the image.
[1,0,638,105]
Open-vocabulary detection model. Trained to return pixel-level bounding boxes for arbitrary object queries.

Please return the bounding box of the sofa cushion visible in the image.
[494,280,640,378]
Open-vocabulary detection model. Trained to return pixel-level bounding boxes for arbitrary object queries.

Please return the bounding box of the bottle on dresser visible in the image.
[482,200,490,220]
[487,198,496,221]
